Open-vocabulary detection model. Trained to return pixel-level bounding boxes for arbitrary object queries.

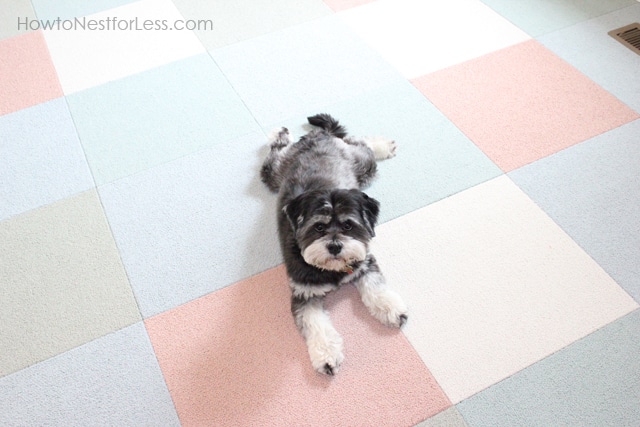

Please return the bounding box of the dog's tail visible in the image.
[307,113,347,139]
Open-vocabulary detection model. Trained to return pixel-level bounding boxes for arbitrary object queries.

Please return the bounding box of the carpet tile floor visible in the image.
[1,1,639,426]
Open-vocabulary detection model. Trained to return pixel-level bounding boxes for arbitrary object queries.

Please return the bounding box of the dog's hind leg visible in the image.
[362,136,397,160]
[345,136,397,160]
[260,127,293,193]
[291,294,344,375]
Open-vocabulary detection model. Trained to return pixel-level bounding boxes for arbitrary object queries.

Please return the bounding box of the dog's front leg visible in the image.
[354,256,408,328]
[291,295,344,375]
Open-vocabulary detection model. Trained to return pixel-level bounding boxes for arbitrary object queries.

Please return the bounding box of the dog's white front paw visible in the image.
[306,328,344,376]
[268,127,293,149]
[367,136,397,160]
[365,288,408,328]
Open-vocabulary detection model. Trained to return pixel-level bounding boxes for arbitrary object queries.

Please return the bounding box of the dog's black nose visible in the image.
[327,242,342,255]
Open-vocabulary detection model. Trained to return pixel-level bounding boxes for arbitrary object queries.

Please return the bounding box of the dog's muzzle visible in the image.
[302,236,367,272]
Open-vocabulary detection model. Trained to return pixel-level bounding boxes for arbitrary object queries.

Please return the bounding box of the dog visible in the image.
[261,114,408,375]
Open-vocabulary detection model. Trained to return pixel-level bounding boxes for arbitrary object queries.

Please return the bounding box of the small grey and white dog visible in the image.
[261,114,408,375]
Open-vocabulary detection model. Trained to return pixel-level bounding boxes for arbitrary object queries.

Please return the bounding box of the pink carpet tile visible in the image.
[0,31,62,116]
[412,40,639,172]
[145,266,450,427]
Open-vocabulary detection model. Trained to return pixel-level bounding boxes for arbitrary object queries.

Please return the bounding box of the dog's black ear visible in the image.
[282,201,301,233]
[359,191,380,237]
[282,192,311,232]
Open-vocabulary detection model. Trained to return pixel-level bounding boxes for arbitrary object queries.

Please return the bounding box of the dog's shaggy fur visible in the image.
[261,114,408,375]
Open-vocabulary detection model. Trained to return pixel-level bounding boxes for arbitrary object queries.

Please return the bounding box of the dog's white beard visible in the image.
[302,237,367,271]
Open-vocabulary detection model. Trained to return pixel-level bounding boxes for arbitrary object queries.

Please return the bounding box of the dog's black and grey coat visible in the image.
[261,114,407,375]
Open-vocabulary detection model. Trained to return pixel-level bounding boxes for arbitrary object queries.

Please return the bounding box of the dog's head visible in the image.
[283,189,380,272]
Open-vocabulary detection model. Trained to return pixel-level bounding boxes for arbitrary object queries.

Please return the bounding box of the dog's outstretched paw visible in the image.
[383,309,408,329]
[366,289,408,328]
[311,343,344,376]
[311,349,344,376]
[268,127,293,149]
[398,313,408,328]
[366,136,397,160]
[321,361,340,376]
[386,140,398,158]
[307,331,344,376]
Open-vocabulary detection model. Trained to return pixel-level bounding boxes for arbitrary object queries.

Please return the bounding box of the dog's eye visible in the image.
[314,223,325,233]
[342,222,352,231]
